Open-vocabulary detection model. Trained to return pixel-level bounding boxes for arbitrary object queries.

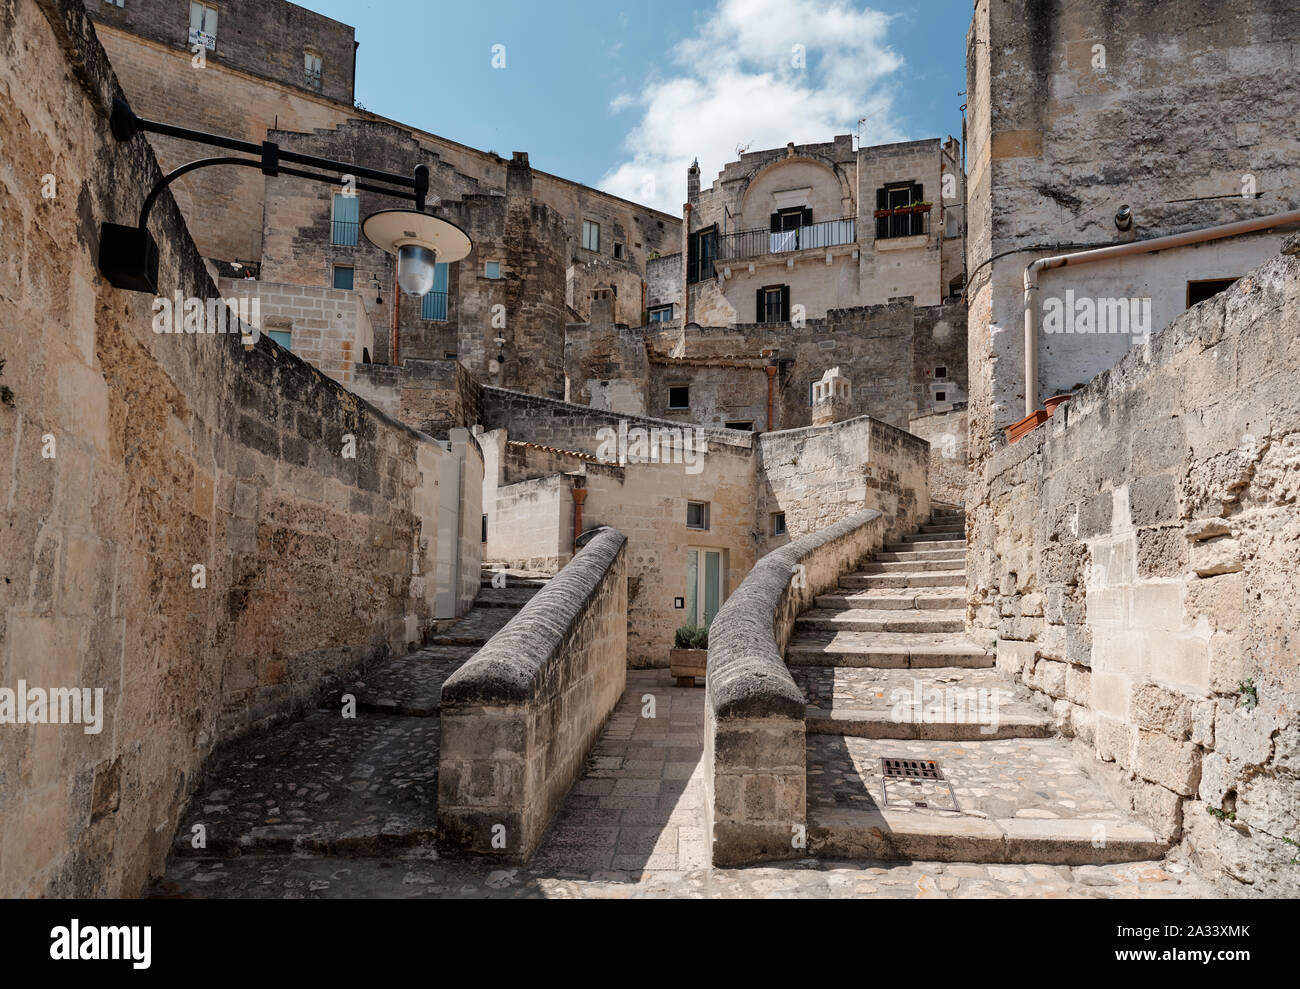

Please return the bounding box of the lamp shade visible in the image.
[362,209,472,296]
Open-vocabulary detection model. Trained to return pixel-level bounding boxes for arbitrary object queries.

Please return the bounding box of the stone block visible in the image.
[1134,730,1201,796]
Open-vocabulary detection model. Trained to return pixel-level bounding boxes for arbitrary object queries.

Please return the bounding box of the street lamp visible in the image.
[98,98,471,294]
[362,209,471,296]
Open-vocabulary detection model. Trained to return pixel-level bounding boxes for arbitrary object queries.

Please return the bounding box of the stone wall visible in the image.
[219,278,372,387]
[757,416,931,554]
[565,299,969,432]
[0,0,479,897]
[351,359,482,439]
[909,406,969,506]
[438,528,628,862]
[964,0,1300,456]
[705,509,888,866]
[969,247,1300,896]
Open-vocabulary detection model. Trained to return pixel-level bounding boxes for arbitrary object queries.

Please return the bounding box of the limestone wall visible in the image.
[909,406,969,507]
[438,528,628,862]
[757,417,931,554]
[219,278,372,387]
[705,510,887,866]
[0,0,479,897]
[969,247,1300,896]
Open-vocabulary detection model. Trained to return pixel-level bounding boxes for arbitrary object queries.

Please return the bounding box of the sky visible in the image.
[293,0,972,214]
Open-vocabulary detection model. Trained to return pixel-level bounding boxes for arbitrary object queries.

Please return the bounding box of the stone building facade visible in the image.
[964,0,1300,896]
[647,135,965,327]
[80,0,681,397]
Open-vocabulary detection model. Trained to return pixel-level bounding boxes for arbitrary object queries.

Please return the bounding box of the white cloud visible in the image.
[599,0,906,214]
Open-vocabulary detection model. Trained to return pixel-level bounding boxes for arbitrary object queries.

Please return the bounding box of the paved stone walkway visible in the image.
[156,673,1215,899]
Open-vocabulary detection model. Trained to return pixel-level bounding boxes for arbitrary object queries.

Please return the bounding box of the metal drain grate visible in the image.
[880,757,960,812]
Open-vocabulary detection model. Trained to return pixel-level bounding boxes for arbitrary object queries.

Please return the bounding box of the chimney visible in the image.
[687,158,700,203]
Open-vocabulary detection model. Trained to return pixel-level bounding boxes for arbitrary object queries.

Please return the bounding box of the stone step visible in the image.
[792,666,1054,740]
[428,605,519,647]
[474,585,545,608]
[173,709,440,859]
[888,537,966,550]
[805,735,1168,865]
[874,549,967,564]
[839,571,966,590]
[815,590,965,611]
[859,559,966,574]
[796,609,965,634]
[918,524,966,535]
[786,630,994,669]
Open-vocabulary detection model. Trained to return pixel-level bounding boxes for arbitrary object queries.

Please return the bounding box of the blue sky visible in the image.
[296,0,971,212]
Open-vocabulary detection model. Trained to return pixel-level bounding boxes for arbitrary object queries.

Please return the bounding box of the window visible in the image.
[936,391,947,403]
[686,548,726,627]
[771,513,787,537]
[444,352,458,359]
[332,265,354,291]
[582,220,600,252]
[188,2,217,49]
[934,366,948,378]
[304,51,322,91]
[726,421,754,432]
[875,182,928,240]
[484,261,501,279]
[687,225,718,283]
[648,304,673,323]
[686,501,710,531]
[332,193,359,246]
[770,206,811,252]
[668,385,690,410]
[1187,278,1239,308]
[267,329,292,351]
[613,242,625,260]
[481,515,488,543]
[421,262,450,320]
[757,285,790,324]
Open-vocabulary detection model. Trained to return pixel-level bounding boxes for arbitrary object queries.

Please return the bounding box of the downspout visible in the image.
[1023,208,1300,417]
[765,364,778,432]
[572,484,587,553]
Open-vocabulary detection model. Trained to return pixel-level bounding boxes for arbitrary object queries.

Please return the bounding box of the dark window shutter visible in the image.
[914,183,924,202]
[876,187,888,209]
[802,207,813,227]
[757,289,765,323]
[770,212,781,233]
[780,286,791,322]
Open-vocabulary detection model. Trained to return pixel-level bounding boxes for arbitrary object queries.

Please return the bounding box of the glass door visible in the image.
[686,548,726,627]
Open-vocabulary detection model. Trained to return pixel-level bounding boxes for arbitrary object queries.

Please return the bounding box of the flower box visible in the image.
[669,648,707,687]
[1007,409,1051,444]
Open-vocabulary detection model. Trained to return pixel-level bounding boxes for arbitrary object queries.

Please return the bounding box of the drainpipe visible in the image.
[1023,208,1300,417]
[572,484,587,552]
[765,364,778,432]
[391,263,400,366]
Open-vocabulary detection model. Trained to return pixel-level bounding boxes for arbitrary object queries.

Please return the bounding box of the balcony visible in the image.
[719,216,857,262]
[331,219,359,246]
[874,204,931,241]
[421,291,448,321]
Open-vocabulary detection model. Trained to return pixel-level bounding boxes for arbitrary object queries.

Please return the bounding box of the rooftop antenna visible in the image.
[856,109,883,151]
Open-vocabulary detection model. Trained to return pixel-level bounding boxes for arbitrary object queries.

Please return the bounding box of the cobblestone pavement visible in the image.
[345,646,479,716]
[157,673,1217,899]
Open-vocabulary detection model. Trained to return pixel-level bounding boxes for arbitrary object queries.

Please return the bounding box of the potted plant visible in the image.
[670,624,709,686]
[873,208,893,218]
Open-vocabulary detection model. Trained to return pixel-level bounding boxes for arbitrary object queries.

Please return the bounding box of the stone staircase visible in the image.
[166,567,549,861]
[787,506,1167,865]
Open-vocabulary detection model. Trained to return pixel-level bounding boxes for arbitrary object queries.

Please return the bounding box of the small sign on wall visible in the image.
[674,597,685,609]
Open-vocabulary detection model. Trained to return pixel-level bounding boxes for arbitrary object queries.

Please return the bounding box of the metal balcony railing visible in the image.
[874,207,931,241]
[421,291,448,321]
[718,216,857,262]
[331,219,359,246]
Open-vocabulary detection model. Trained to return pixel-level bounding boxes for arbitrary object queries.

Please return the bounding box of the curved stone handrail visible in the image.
[705,508,887,866]
[438,526,628,862]
[707,508,885,719]
[442,526,627,705]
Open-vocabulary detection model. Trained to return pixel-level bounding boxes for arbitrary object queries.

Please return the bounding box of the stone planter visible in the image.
[669,648,707,687]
